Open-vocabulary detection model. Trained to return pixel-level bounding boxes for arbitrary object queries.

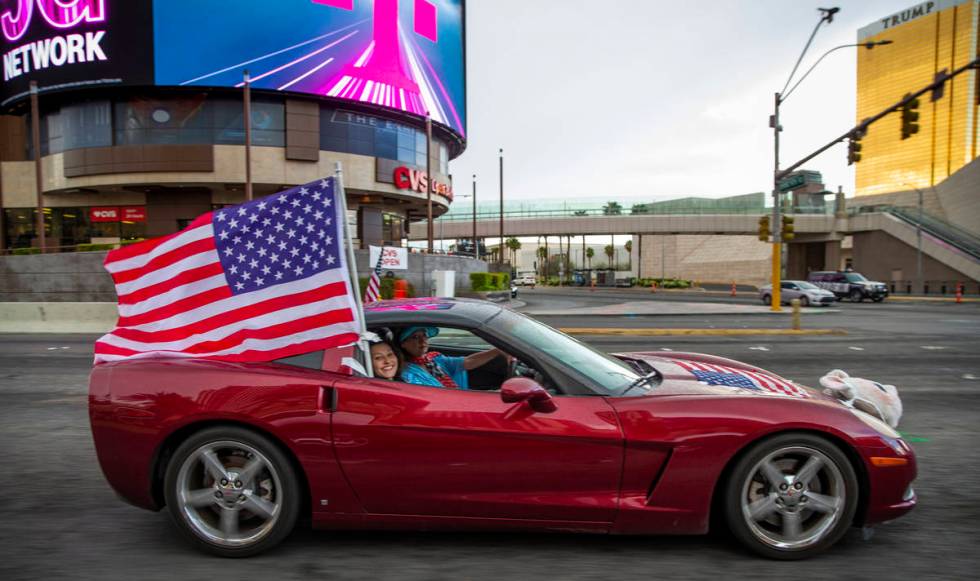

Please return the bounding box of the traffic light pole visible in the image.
[771,91,782,312]
[778,56,979,181]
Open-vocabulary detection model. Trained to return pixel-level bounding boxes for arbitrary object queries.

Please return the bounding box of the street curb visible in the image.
[559,328,848,336]
[883,296,980,303]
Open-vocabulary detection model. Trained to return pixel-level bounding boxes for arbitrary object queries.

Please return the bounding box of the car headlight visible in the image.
[850,406,902,439]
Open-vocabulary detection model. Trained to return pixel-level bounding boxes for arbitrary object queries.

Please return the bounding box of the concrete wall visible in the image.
[0,250,487,302]
[0,251,116,302]
[637,234,771,285]
[852,230,974,290]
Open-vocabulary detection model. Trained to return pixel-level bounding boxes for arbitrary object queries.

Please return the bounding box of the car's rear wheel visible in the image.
[164,426,300,557]
[724,433,858,560]
[762,294,772,306]
[850,289,864,303]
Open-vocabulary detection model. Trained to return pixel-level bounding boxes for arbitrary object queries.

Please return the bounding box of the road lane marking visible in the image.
[559,328,847,336]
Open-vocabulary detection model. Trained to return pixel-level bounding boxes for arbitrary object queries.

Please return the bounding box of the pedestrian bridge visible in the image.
[409,210,980,285]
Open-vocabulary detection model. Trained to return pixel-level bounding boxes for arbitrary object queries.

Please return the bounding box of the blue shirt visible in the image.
[401,354,469,389]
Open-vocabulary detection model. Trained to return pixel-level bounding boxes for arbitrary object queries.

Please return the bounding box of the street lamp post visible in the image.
[472,174,478,261]
[498,148,504,268]
[770,7,891,311]
[903,183,926,293]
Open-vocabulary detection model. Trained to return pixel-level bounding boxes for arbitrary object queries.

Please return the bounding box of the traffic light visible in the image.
[781,215,795,241]
[758,215,770,241]
[847,137,863,165]
[901,94,920,139]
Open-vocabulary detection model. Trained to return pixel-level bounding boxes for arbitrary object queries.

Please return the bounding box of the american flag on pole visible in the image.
[363,249,384,303]
[94,177,362,363]
[675,360,810,398]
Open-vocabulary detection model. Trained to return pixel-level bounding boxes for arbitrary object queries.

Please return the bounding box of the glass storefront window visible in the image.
[2,207,146,249]
[321,106,449,172]
[114,95,284,147]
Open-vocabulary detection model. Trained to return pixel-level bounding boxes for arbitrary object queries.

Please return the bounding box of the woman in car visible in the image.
[398,326,507,389]
[369,338,403,381]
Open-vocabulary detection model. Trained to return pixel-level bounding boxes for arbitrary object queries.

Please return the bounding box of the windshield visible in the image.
[845,273,868,283]
[796,281,819,290]
[487,309,641,395]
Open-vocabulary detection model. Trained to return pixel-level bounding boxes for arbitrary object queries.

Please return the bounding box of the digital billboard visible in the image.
[0,0,154,108]
[153,0,466,137]
[1,1,466,138]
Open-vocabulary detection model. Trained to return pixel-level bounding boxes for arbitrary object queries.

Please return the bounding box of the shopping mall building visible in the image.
[0,0,465,252]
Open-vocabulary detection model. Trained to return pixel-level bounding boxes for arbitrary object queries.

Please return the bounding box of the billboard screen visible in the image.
[1,1,466,138]
[153,0,466,137]
[0,0,154,107]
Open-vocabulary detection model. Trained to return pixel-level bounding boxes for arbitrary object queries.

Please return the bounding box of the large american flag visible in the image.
[94,177,362,363]
[675,360,810,398]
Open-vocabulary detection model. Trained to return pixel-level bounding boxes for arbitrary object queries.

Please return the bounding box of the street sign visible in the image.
[778,174,806,192]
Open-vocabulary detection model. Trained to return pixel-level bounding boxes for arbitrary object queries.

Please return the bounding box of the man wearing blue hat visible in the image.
[398,326,507,389]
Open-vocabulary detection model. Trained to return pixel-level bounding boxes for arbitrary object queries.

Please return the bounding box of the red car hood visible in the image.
[616,351,833,401]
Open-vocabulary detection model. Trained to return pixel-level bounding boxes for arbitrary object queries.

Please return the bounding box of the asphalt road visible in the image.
[0,294,978,580]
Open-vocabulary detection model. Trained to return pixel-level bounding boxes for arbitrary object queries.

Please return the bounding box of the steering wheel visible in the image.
[508,357,533,378]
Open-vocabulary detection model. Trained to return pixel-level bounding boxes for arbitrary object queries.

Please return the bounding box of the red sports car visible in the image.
[88,298,916,559]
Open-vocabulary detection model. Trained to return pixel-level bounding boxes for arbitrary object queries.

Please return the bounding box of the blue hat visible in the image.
[399,326,438,343]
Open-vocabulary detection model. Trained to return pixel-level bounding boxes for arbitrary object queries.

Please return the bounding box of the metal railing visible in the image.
[437,204,832,222]
[888,279,978,296]
[884,206,980,261]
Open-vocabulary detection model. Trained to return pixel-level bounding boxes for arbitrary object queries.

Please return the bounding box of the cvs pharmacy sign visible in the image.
[393,166,453,201]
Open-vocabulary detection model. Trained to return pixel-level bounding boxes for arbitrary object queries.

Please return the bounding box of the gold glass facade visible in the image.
[855,0,979,197]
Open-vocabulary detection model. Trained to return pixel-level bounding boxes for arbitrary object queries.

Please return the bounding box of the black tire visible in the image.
[872,297,884,303]
[163,426,301,557]
[850,289,864,303]
[762,294,772,306]
[723,432,858,560]
[799,296,809,307]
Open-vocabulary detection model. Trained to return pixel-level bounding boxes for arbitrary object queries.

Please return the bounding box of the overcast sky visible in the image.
[449,0,916,204]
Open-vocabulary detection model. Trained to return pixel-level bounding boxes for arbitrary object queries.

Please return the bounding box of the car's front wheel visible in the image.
[163,426,301,557]
[724,432,858,560]
[799,296,810,307]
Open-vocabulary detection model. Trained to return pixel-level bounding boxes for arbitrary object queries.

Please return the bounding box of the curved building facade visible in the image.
[0,0,466,251]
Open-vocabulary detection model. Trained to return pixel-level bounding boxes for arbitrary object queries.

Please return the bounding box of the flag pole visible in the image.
[334,162,373,377]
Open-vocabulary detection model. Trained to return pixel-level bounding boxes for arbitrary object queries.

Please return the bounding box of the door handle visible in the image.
[319,386,337,412]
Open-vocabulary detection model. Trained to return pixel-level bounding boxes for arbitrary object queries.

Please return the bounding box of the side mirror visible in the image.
[501,377,557,413]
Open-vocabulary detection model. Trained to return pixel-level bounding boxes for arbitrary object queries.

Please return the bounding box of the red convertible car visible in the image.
[89,299,916,559]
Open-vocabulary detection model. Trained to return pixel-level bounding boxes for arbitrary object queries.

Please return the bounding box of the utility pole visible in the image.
[498,148,504,268]
[243,70,253,201]
[426,116,433,253]
[472,174,478,261]
[29,81,45,253]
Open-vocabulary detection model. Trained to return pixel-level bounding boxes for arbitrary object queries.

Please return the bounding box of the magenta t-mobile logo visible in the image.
[2,0,106,42]
[313,0,437,42]
[314,0,462,133]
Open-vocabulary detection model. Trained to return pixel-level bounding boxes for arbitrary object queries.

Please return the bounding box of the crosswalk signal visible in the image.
[901,94,920,139]
[781,215,795,241]
[847,137,863,165]
[758,215,770,241]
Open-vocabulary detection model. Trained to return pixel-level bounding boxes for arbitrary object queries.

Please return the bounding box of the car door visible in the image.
[329,376,623,524]
[780,281,798,302]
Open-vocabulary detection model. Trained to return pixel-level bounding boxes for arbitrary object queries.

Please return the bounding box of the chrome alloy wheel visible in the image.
[175,440,283,547]
[740,445,846,551]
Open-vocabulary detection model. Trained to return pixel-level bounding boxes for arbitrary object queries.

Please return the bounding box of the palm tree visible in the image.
[624,240,633,271]
[537,246,547,279]
[604,244,615,268]
[602,201,622,215]
[586,247,594,270]
[505,237,521,265]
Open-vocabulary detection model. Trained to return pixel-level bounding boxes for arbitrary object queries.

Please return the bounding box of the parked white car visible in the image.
[516,273,537,286]
[758,280,836,306]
